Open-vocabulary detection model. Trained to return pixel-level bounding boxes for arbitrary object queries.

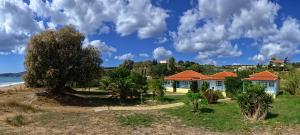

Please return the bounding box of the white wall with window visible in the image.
[252,80,279,95]
[207,80,225,91]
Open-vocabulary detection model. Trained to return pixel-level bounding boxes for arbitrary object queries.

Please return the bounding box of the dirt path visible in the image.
[93,102,184,112]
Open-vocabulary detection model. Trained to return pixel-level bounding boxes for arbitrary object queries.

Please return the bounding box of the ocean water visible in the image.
[0,76,24,87]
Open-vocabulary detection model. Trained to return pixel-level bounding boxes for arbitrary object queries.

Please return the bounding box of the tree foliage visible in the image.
[24,26,102,93]
[285,70,300,95]
[186,91,207,112]
[224,77,242,98]
[237,84,273,121]
[147,79,166,100]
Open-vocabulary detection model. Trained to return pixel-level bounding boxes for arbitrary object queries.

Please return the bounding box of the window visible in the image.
[269,81,274,87]
[259,81,268,87]
[216,81,223,87]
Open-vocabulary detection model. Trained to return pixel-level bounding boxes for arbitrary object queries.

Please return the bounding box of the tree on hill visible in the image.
[24,26,102,94]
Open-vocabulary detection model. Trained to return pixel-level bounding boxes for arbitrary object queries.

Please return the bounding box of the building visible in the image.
[164,70,210,93]
[164,70,237,96]
[270,59,285,67]
[207,71,238,96]
[242,71,280,97]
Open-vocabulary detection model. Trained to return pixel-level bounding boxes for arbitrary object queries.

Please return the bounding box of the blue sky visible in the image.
[1,0,300,73]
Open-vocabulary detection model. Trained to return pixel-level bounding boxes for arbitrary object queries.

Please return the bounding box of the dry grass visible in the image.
[6,114,32,127]
[0,101,39,113]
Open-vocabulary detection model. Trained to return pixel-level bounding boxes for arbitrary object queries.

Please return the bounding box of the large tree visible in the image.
[24,26,102,93]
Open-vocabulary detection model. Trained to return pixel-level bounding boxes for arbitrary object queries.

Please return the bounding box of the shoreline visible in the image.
[0,82,25,91]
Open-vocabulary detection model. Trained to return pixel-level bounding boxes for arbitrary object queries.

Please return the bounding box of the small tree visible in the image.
[24,26,102,94]
[148,79,166,100]
[237,84,273,121]
[186,91,207,112]
[200,81,209,92]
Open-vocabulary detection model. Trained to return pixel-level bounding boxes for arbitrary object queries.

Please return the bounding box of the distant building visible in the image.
[159,60,168,64]
[270,59,285,67]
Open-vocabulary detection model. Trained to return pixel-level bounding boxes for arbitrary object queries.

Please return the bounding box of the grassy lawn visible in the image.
[165,95,300,132]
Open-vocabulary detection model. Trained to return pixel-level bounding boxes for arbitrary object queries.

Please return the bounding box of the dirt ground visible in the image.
[0,86,300,135]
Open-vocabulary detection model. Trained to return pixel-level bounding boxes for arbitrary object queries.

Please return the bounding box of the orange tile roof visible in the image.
[209,71,238,80]
[164,70,210,81]
[271,60,284,64]
[243,71,278,81]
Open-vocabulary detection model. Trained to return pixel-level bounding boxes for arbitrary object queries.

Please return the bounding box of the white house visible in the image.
[164,70,238,96]
[242,71,280,97]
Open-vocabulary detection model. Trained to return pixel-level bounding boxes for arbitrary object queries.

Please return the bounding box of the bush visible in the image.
[285,70,300,95]
[225,77,242,99]
[237,84,273,121]
[186,91,207,112]
[203,90,220,104]
[200,81,209,92]
[6,114,31,127]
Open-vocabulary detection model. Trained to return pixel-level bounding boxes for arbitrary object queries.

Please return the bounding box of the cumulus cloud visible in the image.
[114,53,135,61]
[29,0,168,39]
[0,0,44,54]
[174,0,300,63]
[83,39,117,57]
[139,53,149,57]
[153,47,172,60]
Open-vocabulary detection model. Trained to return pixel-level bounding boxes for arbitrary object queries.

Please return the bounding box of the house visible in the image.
[242,71,279,97]
[164,70,237,96]
[270,59,285,67]
[164,70,211,93]
[207,71,238,96]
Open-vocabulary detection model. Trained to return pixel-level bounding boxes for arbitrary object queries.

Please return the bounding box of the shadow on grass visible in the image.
[36,89,154,107]
[199,107,214,113]
[265,112,279,120]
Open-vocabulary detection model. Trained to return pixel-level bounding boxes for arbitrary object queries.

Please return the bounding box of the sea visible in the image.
[0,76,24,87]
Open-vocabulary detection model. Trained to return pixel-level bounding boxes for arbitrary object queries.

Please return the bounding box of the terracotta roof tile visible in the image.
[243,71,278,81]
[209,71,237,80]
[164,70,210,81]
[271,60,284,64]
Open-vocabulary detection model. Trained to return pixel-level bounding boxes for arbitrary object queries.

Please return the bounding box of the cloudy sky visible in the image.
[1,0,300,73]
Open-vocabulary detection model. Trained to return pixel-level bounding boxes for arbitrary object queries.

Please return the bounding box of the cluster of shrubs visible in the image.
[203,89,223,104]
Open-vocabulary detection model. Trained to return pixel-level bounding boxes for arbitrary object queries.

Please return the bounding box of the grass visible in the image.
[0,101,39,113]
[6,114,30,127]
[117,113,156,127]
[165,95,300,132]
[34,112,90,129]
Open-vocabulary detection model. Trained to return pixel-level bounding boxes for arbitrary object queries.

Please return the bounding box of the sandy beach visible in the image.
[0,83,25,91]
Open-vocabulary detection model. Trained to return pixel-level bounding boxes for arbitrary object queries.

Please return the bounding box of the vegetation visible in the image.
[147,79,166,100]
[0,101,39,113]
[225,77,242,98]
[285,69,300,95]
[186,91,207,112]
[203,90,220,104]
[24,26,102,94]
[6,114,30,127]
[100,67,147,100]
[166,95,300,132]
[117,113,156,127]
[237,84,273,121]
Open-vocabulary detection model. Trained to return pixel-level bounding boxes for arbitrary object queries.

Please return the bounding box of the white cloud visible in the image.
[83,39,117,57]
[0,0,44,54]
[30,0,168,39]
[174,0,300,63]
[114,53,135,61]
[155,37,168,44]
[139,53,149,57]
[153,47,172,60]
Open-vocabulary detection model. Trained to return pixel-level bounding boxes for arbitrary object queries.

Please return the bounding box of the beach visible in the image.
[0,83,25,91]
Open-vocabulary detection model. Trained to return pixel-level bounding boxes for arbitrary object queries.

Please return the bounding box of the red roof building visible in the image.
[164,70,211,81]
[243,71,279,81]
[209,71,237,80]
[271,60,284,64]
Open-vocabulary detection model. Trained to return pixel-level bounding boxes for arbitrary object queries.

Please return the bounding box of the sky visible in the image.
[1,0,300,73]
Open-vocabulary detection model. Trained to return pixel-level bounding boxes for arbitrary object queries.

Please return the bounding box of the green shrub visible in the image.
[237,84,273,121]
[117,113,156,127]
[186,91,207,112]
[285,70,300,95]
[203,90,220,104]
[6,114,30,127]
[225,77,242,98]
[200,82,209,92]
